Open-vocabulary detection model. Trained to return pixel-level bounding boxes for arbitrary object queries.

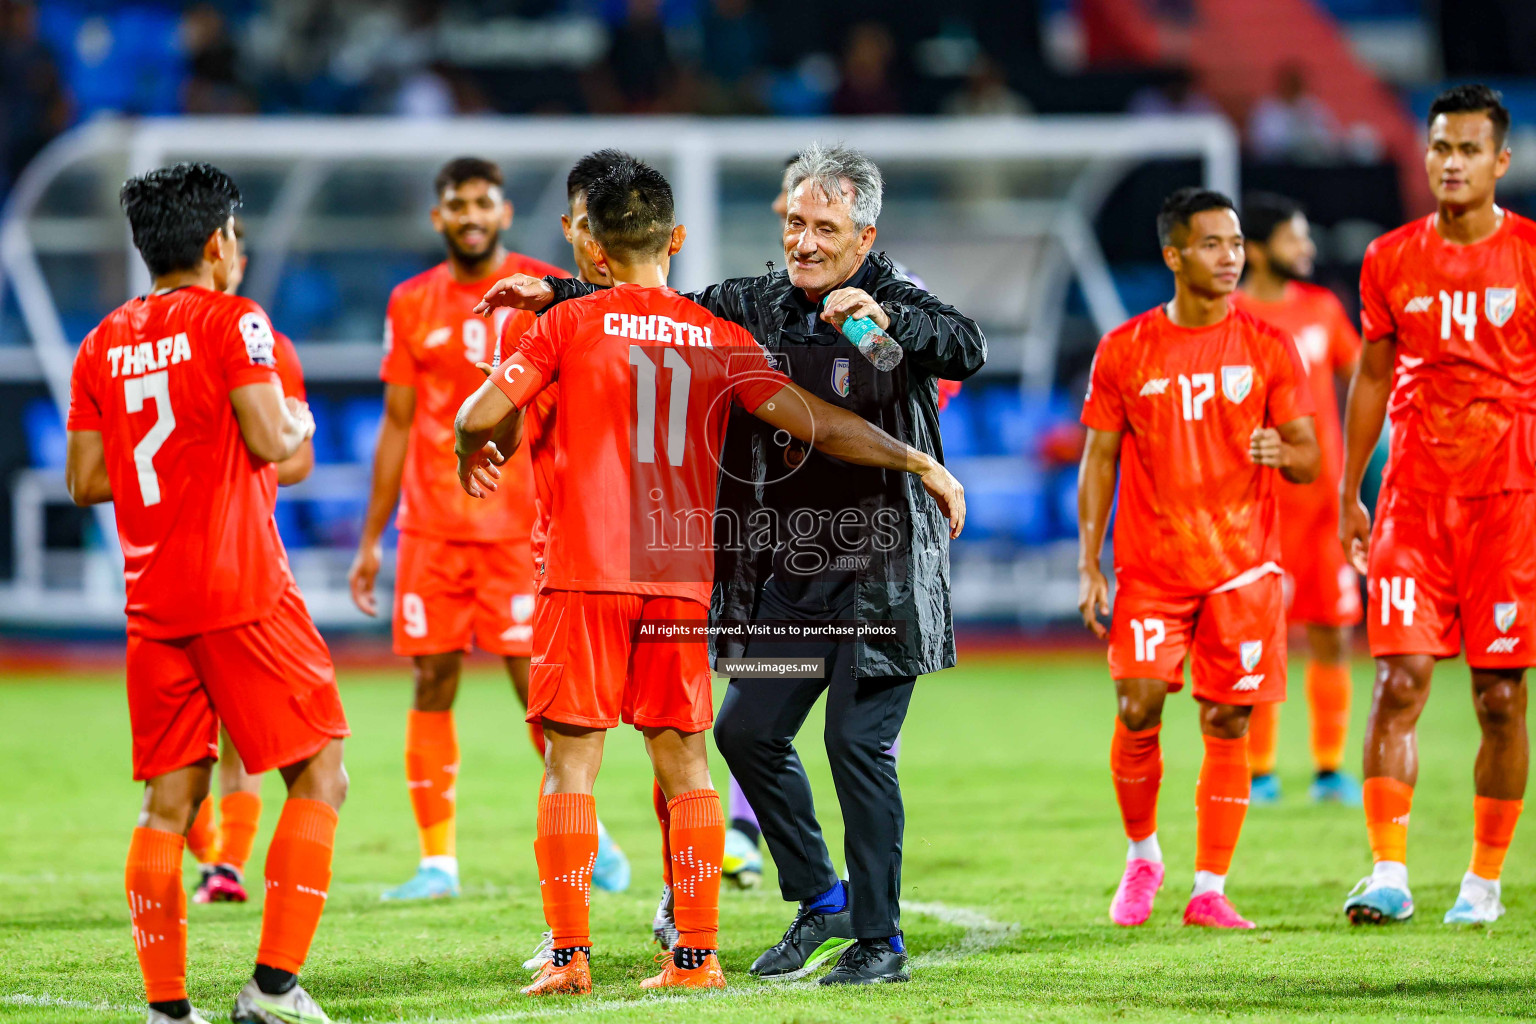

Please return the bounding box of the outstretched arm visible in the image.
[748,382,965,537]
[1339,335,1395,573]
[1077,427,1121,638]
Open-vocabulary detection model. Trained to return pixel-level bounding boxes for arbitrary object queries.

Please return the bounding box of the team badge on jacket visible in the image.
[1486,288,1517,328]
[833,357,850,398]
[1239,640,1263,671]
[1496,602,1518,634]
[1221,365,1253,403]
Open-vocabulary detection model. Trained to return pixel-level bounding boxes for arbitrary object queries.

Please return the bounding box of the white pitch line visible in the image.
[361,900,1017,1024]
[2,993,147,1013]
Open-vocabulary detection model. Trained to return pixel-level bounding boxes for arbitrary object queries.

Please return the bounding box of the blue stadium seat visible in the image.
[38,4,184,118]
[23,399,67,468]
[339,396,383,465]
[273,500,308,550]
[937,387,977,458]
[973,385,1052,457]
[304,394,343,464]
[951,456,1049,545]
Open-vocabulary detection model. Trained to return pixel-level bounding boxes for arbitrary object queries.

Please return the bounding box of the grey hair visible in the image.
[784,142,884,229]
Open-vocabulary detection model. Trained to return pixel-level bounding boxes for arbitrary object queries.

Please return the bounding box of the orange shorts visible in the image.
[528,589,712,732]
[1108,573,1287,705]
[1368,488,1536,668]
[1279,491,1362,628]
[393,530,536,658]
[126,584,349,781]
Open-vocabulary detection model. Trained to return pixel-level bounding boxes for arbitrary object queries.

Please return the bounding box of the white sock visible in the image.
[1461,870,1499,894]
[421,854,459,878]
[1127,833,1163,863]
[1370,860,1408,890]
[1191,870,1225,897]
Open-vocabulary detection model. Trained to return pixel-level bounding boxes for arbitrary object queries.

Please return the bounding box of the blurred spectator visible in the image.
[832,21,901,116]
[588,0,692,113]
[942,54,1029,116]
[181,4,256,114]
[1247,63,1340,163]
[1127,66,1218,116]
[696,0,766,114]
[0,0,70,197]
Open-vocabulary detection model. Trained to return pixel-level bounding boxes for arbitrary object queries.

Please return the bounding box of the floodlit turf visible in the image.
[3,652,1535,1022]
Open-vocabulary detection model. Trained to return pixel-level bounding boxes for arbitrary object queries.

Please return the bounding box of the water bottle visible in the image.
[838,314,904,372]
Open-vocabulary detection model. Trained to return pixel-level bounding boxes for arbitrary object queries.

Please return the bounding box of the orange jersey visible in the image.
[273,330,305,401]
[1082,305,1313,594]
[500,312,560,571]
[495,283,790,604]
[1360,212,1536,495]
[381,252,570,540]
[67,286,295,638]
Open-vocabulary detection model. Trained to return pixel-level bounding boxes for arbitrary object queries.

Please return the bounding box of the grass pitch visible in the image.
[2,651,1535,1023]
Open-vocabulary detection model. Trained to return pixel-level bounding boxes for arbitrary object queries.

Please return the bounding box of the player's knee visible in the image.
[1199,701,1250,739]
[1117,699,1162,732]
[1475,677,1527,731]
[1374,664,1430,718]
[412,656,460,710]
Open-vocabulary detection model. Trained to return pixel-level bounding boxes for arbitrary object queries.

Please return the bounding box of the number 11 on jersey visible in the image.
[629,346,691,465]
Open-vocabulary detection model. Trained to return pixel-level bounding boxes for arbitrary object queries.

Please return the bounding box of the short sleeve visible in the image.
[66,332,102,431]
[1358,245,1395,343]
[1080,339,1125,432]
[497,308,538,363]
[220,299,282,392]
[272,331,306,401]
[515,303,565,381]
[721,323,791,411]
[379,295,417,387]
[1266,328,1315,425]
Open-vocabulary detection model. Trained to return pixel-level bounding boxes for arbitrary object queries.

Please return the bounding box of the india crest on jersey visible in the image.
[1486,287,1517,328]
[1496,602,1518,634]
[1240,640,1262,671]
[1222,365,1253,403]
[832,357,850,397]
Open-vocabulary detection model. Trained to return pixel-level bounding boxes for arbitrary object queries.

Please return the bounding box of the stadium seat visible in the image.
[338,396,383,465]
[22,399,67,469]
[304,394,342,464]
[950,456,1049,545]
[937,387,978,458]
[973,385,1053,457]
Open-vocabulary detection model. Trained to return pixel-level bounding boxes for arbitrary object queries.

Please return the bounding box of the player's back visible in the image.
[522,283,784,603]
[1082,305,1312,593]
[1361,212,1536,493]
[67,286,294,638]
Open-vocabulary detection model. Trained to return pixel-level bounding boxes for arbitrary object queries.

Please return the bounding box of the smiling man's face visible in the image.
[431,177,511,265]
[783,177,877,300]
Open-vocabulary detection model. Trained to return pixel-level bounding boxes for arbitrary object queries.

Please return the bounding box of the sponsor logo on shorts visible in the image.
[1486,287,1517,328]
[1222,365,1253,403]
[1234,674,1265,691]
[1239,640,1263,671]
[1403,295,1435,314]
[1139,377,1170,396]
[1487,637,1521,654]
[1495,602,1518,634]
[832,357,850,398]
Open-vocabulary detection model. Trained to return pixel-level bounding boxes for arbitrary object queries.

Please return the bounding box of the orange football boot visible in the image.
[640,950,726,990]
[521,951,593,996]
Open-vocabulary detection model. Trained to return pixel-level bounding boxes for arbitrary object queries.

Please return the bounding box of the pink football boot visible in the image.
[1110,859,1165,926]
[1183,891,1254,928]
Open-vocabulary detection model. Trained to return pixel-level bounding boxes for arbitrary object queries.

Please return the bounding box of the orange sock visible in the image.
[1307,662,1352,773]
[1362,776,1413,864]
[1110,719,1162,841]
[653,780,674,886]
[1247,702,1279,777]
[405,709,458,859]
[1195,734,1250,874]
[535,793,598,949]
[528,720,547,758]
[218,792,263,873]
[1470,796,1523,880]
[257,799,338,974]
[126,827,188,1003]
[667,789,725,950]
[186,796,217,865]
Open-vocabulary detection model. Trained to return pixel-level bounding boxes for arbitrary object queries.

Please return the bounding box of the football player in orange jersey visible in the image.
[1233,194,1363,808]
[347,157,629,900]
[185,216,315,906]
[1079,188,1319,930]
[66,162,348,1024]
[1342,85,1535,926]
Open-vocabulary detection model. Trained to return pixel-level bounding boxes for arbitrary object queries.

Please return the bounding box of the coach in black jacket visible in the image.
[488,143,984,983]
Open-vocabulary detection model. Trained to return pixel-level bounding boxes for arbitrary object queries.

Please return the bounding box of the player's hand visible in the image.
[920,462,966,538]
[820,287,890,331]
[1340,498,1372,576]
[348,541,382,617]
[474,274,553,316]
[286,396,316,441]
[1079,564,1111,639]
[1249,427,1284,468]
[456,440,505,498]
[474,361,494,378]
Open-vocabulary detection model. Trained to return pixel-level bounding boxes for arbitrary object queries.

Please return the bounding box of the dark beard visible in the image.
[444,230,499,268]
[1269,256,1309,283]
